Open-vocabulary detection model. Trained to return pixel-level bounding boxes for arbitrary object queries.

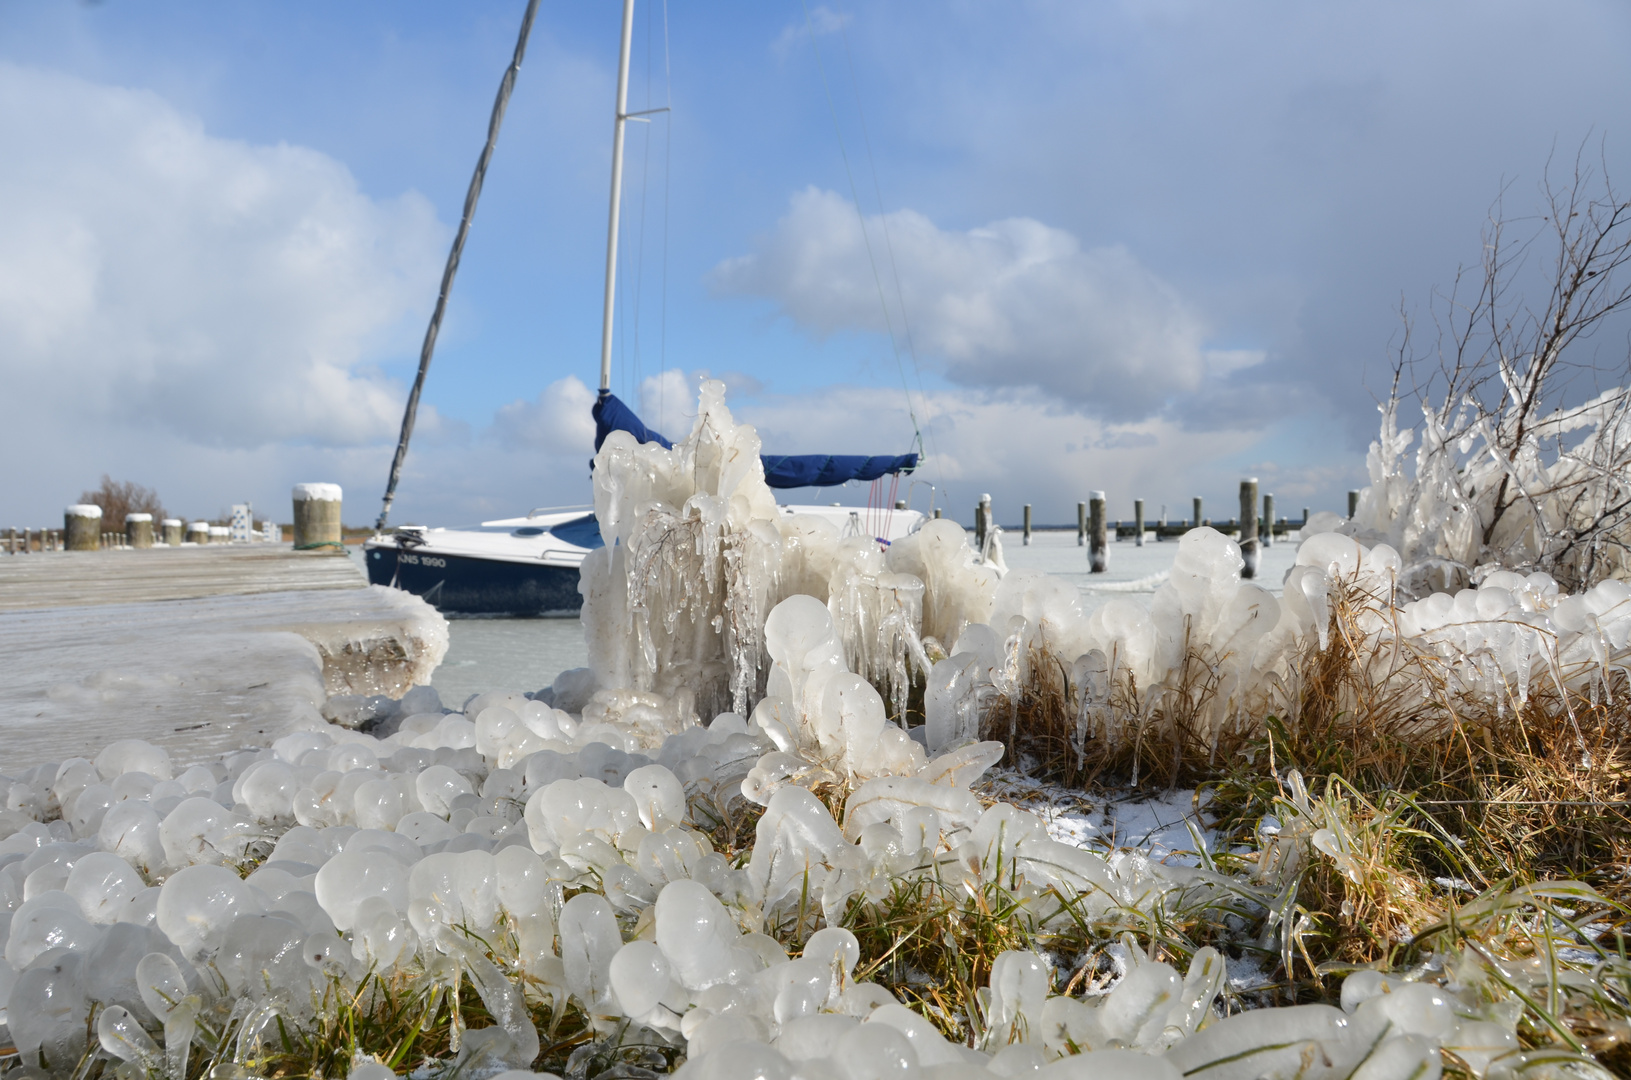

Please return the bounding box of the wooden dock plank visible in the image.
[0,545,364,611]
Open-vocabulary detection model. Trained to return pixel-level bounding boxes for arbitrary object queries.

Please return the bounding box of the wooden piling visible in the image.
[1239,479,1260,579]
[1302,507,1310,530]
[1348,490,1360,518]
[162,519,184,546]
[1089,491,1107,573]
[974,498,987,550]
[1077,502,1086,546]
[126,513,155,549]
[187,521,209,545]
[292,483,344,552]
[65,505,102,551]
[1133,499,1145,547]
[1022,504,1032,546]
[1192,497,1203,530]
[1261,493,1274,548]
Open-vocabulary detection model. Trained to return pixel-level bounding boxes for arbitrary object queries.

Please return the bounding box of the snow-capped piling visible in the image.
[125,512,153,549]
[186,521,208,545]
[161,518,183,546]
[291,483,342,551]
[1088,491,1107,572]
[1134,498,1146,547]
[64,504,101,551]
[1240,477,1260,579]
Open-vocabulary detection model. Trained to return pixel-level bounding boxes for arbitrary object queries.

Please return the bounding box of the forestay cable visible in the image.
[377,0,542,531]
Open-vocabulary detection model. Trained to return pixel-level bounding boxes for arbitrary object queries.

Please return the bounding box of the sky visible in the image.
[3,0,1631,529]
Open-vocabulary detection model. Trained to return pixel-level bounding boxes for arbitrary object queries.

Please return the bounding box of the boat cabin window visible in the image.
[548,513,604,550]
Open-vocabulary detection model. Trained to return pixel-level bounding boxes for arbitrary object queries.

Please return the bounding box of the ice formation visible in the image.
[1341,392,1631,594]
[2,382,1627,1077]
[0,669,1540,1080]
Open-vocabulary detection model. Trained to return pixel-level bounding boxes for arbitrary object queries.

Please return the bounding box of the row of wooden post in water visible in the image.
[1,484,350,555]
[967,483,1364,580]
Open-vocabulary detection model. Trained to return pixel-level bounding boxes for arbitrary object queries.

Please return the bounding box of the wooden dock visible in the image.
[0,544,365,611]
[0,545,447,769]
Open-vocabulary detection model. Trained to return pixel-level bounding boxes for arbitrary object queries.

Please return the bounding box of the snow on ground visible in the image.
[979,767,1215,865]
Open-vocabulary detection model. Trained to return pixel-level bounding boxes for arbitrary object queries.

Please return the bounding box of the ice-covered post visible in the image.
[1239,478,1260,579]
[126,513,154,549]
[1261,493,1274,548]
[1022,504,1032,546]
[65,505,101,551]
[1347,489,1360,518]
[1192,496,1202,530]
[1077,502,1086,546]
[293,483,343,552]
[1089,491,1107,573]
[187,521,208,545]
[161,519,183,546]
[1133,498,1145,547]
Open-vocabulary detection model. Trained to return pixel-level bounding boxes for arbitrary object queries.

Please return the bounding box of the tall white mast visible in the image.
[598,0,638,394]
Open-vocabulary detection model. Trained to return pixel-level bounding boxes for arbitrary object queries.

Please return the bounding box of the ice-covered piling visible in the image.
[1261,492,1275,548]
[65,504,100,551]
[291,483,343,551]
[1089,491,1107,572]
[186,521,207,545]
[1239,478,1259,579]
[125,513,153,550]
[161,519,183,546]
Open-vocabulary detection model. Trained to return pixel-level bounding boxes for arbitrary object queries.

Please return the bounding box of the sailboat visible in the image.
[365,0,926,616]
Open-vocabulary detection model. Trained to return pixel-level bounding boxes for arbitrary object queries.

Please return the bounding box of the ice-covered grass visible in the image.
[3,381,1630,1078]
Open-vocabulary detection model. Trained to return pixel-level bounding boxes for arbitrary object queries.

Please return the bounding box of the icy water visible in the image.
[413,527,1301,705]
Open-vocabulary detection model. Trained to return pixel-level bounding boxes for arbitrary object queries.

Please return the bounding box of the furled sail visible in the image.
[593,391,917,488]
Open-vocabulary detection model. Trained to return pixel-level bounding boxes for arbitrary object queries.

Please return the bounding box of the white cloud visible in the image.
[725,381,1264,522]
[712,188,1209,418]
[772,6,854,56]
[0,63,444,451]
[492,376,598,455]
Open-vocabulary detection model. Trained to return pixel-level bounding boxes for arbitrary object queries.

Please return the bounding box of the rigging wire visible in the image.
[799,0,924,461]
[629,0,656,401]
[377,0,541,531]
[659,0,673,434]
[832,6,943,496]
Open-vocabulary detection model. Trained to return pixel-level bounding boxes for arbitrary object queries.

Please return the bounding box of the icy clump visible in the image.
[0,679,1542,1078]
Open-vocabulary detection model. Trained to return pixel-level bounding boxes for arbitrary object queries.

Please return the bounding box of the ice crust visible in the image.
[0,698,1529,1079]
[0,383,1620,1077]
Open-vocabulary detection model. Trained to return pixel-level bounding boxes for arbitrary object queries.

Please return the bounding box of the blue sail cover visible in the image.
[760,454,919,488]
[592,391,674,451]
[593,391,917,488]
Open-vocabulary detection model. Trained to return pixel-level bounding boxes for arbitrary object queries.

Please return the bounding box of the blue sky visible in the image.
[4,1,1631,527]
